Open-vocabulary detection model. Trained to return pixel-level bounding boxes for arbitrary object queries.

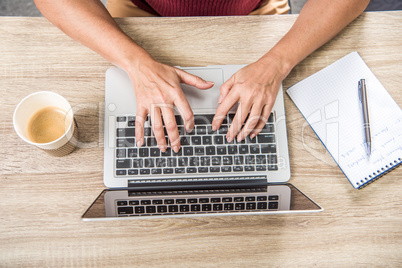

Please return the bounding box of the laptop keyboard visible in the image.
[116,188,280,217]
[115,113,278,176]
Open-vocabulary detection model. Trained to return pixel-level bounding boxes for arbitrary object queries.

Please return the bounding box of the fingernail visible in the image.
[137,140,142,147]
[173,145,179,153]
[226,136,233,143]
[159,145,166,152]
[250,133,256,139]
[212,125,217,131]
[208,81,215,85]
[237,136,242,142]
[218,95,223,104]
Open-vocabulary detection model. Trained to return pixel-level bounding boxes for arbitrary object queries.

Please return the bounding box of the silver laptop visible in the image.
[82,65,322,220]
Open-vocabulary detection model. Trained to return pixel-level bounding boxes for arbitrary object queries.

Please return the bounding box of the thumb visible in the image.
[218,75,234,104]
[175,69,214,90]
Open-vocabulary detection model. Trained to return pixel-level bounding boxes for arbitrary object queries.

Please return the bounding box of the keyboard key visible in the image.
[153,200,163,204]
[222,156,233,165]
[187,167,197,173]
[155,158,166,168]
[175,168,185,174]
[211,198,221,203]
[194,114,214,125]
[245,196,255,201]
[129,200,139,205]
[176,199,186,204]
[234,197,244,202]
[117,116,126,122]
[191,136,202,145]
[164,199,174,204]
[200,156,211,166]
[205,146,216,155]
[256,165,267,171]
[117,201,128,206]
[244,166,254,172]
[116,138,135,148]
[168,205,178,212]
[128,169,139,175]
[178,157,188,167]
[116,170,127,176]
[267,155,278,164]
[202,204,212,211]
[256,155,267,165]
[141,200,151,205]
[128,121,135,127]
[139,148,149,157]
[235,203,245,210]
[222,197,232,202]
[234,156,244,165]
[144,127,152,136]
[257,202,267,209]
[183,147,194,156]
[257,134,275,143]
[157,206,168,213]
[250,145,260,154]
[161,148,171,157]
[260,124,275,133]
[233,166,243,172]
[189,157,199,166]
[133,159,143,168]
[228,145,237,154]
[199,198,209,203]
[172,149,182,156]
[150,147,160,157]
[198,167,208,173]
[163,168,174,174]
[144,159,155,168]
[260,139,276,149]
[116,159,131,169]
[257,196,267,201]
[268,195,279,201]
[194,147,204,155]
[224,203,234,210]
[116,149,126,158]
[180,205,190,212]
[221,166,232,172]
[128,148,137,157]
[140,169,150,175]
[246,203,256,210]
[213,204,223,211]
[180,137,191,146]
[239,145,248,154]
[146,206,156,213]
[214,135,224,144]
[188,198,198,203]
[209,166,220,173]
[151,168,162,174]
[196,126,207,135]
[167,158,177,167]
[147,137,158,147]
[268,165,278,171]
[268,202,279,209]
[117,128,135,137]
[218,126,228,134]
[211,156,221,166]
[245,155,255,165]
[217,146,227,155]
[135,206,145,214]
[202,136,213,145]
[191,204,201,212]
[118,207,133,215]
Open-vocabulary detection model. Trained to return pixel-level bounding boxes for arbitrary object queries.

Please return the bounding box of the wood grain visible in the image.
[0,12,401,267]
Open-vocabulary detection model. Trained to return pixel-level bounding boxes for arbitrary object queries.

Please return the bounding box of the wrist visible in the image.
[259,48,296,80]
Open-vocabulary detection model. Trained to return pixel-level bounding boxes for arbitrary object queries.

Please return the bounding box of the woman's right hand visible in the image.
[128,54,214,153]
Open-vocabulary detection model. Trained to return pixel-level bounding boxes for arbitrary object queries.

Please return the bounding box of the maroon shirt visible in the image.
[131,0,265,16]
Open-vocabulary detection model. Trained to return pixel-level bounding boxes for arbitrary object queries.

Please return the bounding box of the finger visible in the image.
[212,90,239,132]
[135,108,148,147]
[218,75,235,104]
[227,101,251,142]
[237,103,263,141]
[175,68,214,90]
[250,104,273,139]
[212,89,238,132]
[174,93,195,132]
[160,105,181,153]
[150,105,167,152]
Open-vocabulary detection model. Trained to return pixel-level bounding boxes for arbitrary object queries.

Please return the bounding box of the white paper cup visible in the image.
[13,91,78,156]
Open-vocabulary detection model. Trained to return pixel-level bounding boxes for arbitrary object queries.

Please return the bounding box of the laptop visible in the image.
[82,65,322,220]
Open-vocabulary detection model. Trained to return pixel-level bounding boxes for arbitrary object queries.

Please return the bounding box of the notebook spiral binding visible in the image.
[357,157,402,189]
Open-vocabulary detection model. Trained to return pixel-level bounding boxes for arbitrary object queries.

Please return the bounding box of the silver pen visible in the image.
[358,79,371,155]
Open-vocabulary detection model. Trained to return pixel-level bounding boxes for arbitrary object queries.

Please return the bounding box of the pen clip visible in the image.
[358,80,362,102]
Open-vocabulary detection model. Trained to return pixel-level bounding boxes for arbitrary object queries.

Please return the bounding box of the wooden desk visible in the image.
[0,11,401,267]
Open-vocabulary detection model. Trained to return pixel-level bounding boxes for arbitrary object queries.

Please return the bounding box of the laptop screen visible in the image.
[82,184,322,220]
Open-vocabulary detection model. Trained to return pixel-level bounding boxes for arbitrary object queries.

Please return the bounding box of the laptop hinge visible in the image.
[127,176,267,191]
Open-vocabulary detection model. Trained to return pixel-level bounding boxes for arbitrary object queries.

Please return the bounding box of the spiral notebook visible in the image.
[287,52,402,189]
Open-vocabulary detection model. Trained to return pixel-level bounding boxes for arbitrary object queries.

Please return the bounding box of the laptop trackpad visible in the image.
[181,68,223,110]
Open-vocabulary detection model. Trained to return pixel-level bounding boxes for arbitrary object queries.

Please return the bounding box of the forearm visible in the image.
[34,0,150,71]
[262,0,370,77]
